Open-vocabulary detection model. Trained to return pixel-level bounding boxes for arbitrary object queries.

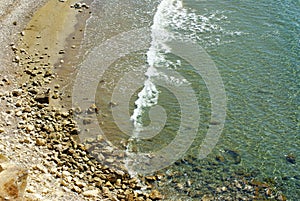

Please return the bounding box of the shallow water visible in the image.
[75,0,299,199]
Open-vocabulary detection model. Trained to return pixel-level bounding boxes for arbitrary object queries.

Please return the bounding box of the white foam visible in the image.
[130,0,185,131]
[129,0,241,138]
[130,79,159,130]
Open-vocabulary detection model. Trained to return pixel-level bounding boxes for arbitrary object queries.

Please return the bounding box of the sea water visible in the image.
[79,0,299,199]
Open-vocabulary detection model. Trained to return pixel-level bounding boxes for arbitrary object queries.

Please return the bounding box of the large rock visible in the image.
[0,154,28,200]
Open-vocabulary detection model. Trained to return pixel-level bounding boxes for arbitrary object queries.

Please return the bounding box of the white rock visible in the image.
[12,89,22,96]
[26,125,35,132]
[15,111,23,117]
[26,186,35,193]
[75,180,86,188]
[62,171,71,178]
[82,189,99,197]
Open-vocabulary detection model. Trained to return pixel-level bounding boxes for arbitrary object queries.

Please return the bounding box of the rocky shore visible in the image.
[0,0,163,200]
[0,0,291,201]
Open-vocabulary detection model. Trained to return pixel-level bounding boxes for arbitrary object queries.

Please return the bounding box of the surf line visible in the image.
[130,0,183,136]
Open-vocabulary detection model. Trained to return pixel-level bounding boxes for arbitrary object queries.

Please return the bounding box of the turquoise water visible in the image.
[77,0,299,199]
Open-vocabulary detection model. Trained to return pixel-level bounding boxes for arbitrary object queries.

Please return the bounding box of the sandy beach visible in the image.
[0,1,92,200]
[0,0,164,200]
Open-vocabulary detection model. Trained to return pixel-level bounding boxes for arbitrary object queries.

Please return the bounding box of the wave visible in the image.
[130,0,184,133]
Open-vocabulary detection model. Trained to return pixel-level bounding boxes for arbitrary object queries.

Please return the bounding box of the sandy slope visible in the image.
[0,0,47,72]
[0,0,87,200]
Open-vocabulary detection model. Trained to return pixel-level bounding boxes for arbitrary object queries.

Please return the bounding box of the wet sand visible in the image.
[16,0,91,109]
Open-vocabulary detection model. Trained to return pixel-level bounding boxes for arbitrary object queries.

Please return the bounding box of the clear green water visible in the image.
[184,0,300,199]
[79,0,299,199]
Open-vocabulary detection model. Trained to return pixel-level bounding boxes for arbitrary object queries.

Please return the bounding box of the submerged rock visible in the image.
[224,149,241,164]
[285,153,296,164]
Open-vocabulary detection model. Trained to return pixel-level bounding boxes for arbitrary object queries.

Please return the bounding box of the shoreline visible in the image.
[1,0,164,200]
[0,1,289,201]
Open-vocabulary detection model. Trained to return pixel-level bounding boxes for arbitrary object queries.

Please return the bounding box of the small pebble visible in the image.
[26,124,35,132]
[82,189,99,197]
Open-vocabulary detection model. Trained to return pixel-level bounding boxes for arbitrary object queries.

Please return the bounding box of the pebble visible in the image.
[149,190,163,200]
[61,179,68,187]
[0,128,4,133]
[221,186,227,192]
[82,189,99,197]
[75,180,86,188]
[62,171,71,178]
[26,124,35,132]
[82,118,92,125]
[102,186,110,195]
[176,183,184,190]
[15,111,23,117]
[20,48,27,54]
[11,45,18,51]
[12,89,22,96]
[235,182,242,189]
[73,185,82,193]
[277,194,287,201]
[14,55,20,63]
[33,164,47,173]
[106,158,115,164]
[26,186,36,193]
[201,195,214,201]
[15,100,22,107]
[36,138,46,146]
[61,112,69,117]
[58,50,65,54]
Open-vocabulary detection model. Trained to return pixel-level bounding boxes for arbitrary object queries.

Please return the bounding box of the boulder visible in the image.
[0,154,28,200]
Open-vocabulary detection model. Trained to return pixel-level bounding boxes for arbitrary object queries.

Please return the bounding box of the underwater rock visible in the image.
[224,149,241,164]
[285,153,296,164]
